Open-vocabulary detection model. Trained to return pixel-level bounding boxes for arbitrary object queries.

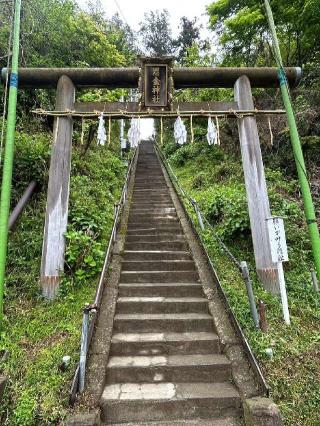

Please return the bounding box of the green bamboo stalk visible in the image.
[0,0,22,326]
[264,0,320,280]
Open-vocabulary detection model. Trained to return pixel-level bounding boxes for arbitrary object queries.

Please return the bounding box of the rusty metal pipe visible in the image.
[8,180,37,230]
[1,67,301,89]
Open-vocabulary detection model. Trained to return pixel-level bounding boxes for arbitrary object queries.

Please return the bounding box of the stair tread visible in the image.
[115,313,211,320]
[112,331,219,343]
[119,283,202,286]
[106,418,243,426]
[121,270,196,274]
[122,260,192,264]
[124,250,190,254]
[102,382,240,401]
[107,354,229,368]
[117,297,206,303]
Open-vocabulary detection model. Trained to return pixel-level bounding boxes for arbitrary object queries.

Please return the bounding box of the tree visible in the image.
[173,17,201,62]
[139,10,174,56]
[107,13,140,62]
[0,0,138,116]
[206,0,320,67]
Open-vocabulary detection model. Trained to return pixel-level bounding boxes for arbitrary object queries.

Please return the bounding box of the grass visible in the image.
[0,133,126,425]
[163,139,320,426]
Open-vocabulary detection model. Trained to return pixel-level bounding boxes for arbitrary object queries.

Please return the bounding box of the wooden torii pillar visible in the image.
[40,75,75,299]
[235,75,279,294]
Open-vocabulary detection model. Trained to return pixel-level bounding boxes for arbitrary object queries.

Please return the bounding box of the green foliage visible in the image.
[139,9,174,56]
[200,185,250,239]
[173,17,202,62]
[11,132,51,197]
[0,0,136,114]
[207,0,320,67]
[61,146,125,292]
[0,132,126,425]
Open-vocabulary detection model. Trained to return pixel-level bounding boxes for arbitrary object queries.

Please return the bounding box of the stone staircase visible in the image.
[100,142,243,425]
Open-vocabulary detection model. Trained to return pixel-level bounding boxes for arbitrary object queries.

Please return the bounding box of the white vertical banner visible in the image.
[267,216,290,325]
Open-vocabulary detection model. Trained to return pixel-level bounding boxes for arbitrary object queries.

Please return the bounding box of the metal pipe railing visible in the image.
[8,180,37,230]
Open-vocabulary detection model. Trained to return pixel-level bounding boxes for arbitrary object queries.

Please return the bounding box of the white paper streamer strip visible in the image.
[207,117,217,146]
[174,117,187,145]
[97,113,106,146]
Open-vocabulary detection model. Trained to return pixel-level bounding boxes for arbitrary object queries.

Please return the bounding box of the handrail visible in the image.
[69,147,138,404]
[9,180,37,230]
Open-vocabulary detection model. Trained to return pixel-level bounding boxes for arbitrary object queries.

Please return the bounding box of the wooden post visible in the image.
[41,75,75,299]
[235,75,280,293]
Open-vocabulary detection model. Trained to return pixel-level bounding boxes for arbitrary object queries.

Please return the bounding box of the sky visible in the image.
[78,0,213,39]
[77,0,214,139]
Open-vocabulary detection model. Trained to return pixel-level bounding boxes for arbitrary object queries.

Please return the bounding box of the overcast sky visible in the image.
[77,0,214,39]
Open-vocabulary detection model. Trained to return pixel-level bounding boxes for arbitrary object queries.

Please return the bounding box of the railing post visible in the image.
[241,261,259,328]
[311,270,319,292]
[192,200,205,231]
[79,305,90,393]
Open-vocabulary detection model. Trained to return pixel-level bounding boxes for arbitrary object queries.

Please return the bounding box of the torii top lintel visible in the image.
[1,66,301,89]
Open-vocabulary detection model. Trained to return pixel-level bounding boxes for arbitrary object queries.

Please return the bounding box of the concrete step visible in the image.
[116,297,208,314]
[132,191,171,196]
[134,183,167,188]
[113,313,214,333]
[125,235,185,243]
[124,242,189,251]
[123,251,192,261]
[135,175,166,179]
[134,182,167,186]
[106,417,243,425]
[110,331,220,356]
[130,207,176,214]
[127,225,182,232]
[128,218,179,227]
[121,260,195,271]
[132,191,170,195]
[126,228,183,236]
[134,173,164,176]
[106,354,231,384]
[132,192,172,197]
[126,230,186,243]
[134,175,166,179]
[129,198,172,203]
[101,382,241,423]
[126,233,186,243]
[120,270,199,283]
[130,203,175,209]
[129,214,178,222]
[118,283,204,297]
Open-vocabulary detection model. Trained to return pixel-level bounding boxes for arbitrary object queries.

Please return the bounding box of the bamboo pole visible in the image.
[0,0,21,326]
[264,0,320,281]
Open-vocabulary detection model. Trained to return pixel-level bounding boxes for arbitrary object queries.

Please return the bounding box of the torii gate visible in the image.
[1,59,301,299]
